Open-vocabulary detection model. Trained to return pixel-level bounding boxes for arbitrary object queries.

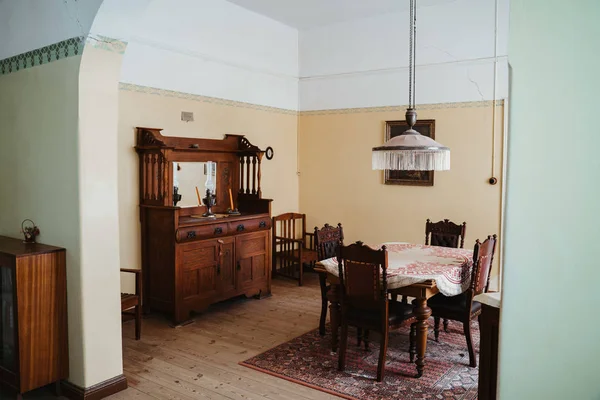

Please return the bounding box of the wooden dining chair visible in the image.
[422,218,467,331]
[425,218,467,248]
[272,213,317,286]
[337,241,416,382]
[426,234,497,367]
[314,223,344,336]
[120,268,142,340]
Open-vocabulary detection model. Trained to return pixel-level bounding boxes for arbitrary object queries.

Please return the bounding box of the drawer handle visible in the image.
[259,221,267,228]
[214,227,223,235]
[237,261,241,271]
[217,264,221,275]
[187,231,196,239]
[237,224,245,232]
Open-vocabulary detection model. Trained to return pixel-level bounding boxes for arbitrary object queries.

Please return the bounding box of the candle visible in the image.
[195,186,202,205]
[229,188,234,210]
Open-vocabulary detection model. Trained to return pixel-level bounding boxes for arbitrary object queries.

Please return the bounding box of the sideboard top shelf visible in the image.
[135,127,265,155]
[0,236,65,257]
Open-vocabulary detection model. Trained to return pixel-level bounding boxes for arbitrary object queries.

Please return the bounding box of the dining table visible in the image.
[315,242,474,378]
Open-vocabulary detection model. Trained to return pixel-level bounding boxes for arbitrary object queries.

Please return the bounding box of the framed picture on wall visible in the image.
[384,119,436,186]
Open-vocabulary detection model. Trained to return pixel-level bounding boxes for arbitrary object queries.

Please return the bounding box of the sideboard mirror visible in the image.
[173,162,217,208]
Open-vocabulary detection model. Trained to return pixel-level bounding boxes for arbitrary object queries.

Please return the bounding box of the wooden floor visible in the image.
[113,273,337,400]
[2,273,335,400]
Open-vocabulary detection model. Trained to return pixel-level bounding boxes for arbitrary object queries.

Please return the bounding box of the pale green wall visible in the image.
[499,1,600,399]
[0,57,86,384]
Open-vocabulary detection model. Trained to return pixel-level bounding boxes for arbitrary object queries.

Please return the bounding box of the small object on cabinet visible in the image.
[20,219,40,243]
[202,188,217,218]
[227,188,240,215]
[265,146,274,160]
[173,186,182,206]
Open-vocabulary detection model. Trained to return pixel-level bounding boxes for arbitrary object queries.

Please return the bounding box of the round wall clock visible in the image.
[265,146,274,160]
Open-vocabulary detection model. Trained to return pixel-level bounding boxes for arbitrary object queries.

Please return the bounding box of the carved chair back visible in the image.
[470,234,498,297]
[314,223,344,261]
[337,242,388,315]
[425,219,467,248]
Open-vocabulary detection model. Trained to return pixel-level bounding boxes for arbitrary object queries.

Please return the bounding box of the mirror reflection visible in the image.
[173,162,217,207]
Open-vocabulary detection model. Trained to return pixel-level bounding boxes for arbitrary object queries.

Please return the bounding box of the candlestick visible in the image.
[195,186,202,205]
[228,188,234,211]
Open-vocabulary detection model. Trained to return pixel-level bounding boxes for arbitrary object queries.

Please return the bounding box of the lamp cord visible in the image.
[413,0,417,110]
[408,0,413,109]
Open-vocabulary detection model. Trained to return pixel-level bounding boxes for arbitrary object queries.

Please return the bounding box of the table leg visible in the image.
[328,282,340,352]
[414,297,432,378]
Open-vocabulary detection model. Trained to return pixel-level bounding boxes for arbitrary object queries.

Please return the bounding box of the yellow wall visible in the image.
[117,86,299,273]
[299,102,504,277]
[0,57,88,384]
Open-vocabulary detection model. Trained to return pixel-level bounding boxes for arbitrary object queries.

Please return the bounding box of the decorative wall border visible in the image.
[0,37,85,76]
[119,83,299,116]
[0,35,127,76]
[119,83,504,117]
[299,100,505,117]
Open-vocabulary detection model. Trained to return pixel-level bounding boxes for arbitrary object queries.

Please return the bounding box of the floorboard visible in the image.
[1,273,335,400]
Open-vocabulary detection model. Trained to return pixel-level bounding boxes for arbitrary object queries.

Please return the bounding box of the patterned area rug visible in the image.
[241,320,479,400]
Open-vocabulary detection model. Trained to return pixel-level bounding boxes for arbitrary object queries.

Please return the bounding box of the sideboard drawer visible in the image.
[176,223,229,243]
[228,217,271,235]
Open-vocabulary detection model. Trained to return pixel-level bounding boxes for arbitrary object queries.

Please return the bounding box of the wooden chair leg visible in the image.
[364,329,370,351]
[434,316,440,342]
[298,262,303,286]
[338,321,349,372]
[464,320,476,367]
[318,274,328,336]
[443,318,449,332]
[377,331,388,382]
[409,323,416,363]
[135,304,142,340]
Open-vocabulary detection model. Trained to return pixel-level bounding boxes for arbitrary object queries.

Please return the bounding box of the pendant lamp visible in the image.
[372,0,450,171]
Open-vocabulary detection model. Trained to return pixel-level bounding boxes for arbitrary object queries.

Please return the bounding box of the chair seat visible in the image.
[121,292,139,311]
[414,293,481,315]
[347,300,414,327]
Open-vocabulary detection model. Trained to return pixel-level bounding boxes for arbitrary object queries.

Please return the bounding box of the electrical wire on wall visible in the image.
[489,0,500,186]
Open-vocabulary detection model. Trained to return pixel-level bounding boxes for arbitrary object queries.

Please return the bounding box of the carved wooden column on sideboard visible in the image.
[135,128,273,325]
[0,236,68,398]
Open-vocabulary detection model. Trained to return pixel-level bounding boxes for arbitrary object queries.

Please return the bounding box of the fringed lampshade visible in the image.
[372,110,450,171]
[372,132,450,170]
[372,0,450,172]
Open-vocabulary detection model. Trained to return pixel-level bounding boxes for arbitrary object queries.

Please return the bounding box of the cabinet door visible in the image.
[0,263,17,376]
[235,232,268,291]
[180,241,219,302]
[217,238,236,297]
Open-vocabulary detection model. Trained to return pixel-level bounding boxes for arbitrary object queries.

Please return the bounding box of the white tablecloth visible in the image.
[319,242,474,296]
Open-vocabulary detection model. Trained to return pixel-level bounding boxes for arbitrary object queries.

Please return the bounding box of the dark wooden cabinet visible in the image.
[478,303,500,400]
[136,128,273,325]
[0,236,68,396]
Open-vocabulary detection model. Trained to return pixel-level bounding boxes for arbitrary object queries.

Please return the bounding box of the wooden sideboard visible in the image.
[135,128,273,325]
[0,236,68,397]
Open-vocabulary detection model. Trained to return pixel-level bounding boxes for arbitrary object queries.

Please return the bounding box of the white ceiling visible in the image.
[225,0,457,30]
